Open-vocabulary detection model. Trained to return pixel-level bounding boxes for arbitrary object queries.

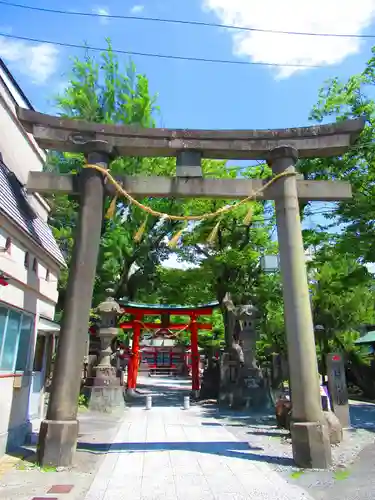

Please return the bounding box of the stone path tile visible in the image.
[83,376,313,500]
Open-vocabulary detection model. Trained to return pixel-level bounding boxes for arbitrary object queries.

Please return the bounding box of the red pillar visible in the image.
[127,315,142,390]
[190,313,200,394]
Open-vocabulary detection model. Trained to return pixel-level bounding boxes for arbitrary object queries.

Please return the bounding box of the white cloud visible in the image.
[0,37,59,85]
[130,5,144,14]
[93,6,110,24]
[202,0,375,78]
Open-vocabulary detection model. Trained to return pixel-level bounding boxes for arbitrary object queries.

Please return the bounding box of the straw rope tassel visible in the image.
[243,203,254,226]
[207,218,222,245]
[84,163,294,222]
[134,214,149,243]
[105,195,118,219]
[168,222,188,248]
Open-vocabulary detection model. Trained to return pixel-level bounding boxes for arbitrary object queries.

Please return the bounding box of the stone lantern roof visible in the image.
[97,288,121,315]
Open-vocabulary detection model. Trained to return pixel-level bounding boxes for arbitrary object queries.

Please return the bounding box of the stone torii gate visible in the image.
[16,107,364,469]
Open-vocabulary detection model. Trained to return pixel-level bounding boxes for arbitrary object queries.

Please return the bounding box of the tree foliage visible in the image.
[172,162,277,345]
[48,38,375,390]
[46,41,183,311]
[299,47,375,262]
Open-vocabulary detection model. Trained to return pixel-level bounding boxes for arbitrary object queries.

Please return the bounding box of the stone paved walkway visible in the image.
[83,376,312,500]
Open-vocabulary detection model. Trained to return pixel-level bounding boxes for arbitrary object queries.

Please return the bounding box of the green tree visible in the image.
[309,244,375,383]
[46,41,183,311]
[298,46,375,262]
[256,272,286,365]
[138,266,216,306]
[174,162,275,346]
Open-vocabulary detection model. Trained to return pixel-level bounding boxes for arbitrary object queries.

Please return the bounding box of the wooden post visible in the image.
[190,313,200,397]
[268,146,331,469]
[127,314,142,394]
[38,146,113,467]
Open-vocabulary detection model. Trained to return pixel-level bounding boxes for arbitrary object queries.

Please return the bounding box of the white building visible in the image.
[0,59,65,456]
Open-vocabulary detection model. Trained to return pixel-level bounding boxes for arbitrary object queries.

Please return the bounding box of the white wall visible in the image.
[0,72,61,452]
[0,65,50,222]
[0,217,60,455]
[0,220,59,314]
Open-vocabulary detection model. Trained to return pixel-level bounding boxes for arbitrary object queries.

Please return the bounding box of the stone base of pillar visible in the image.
[125,388,146,399]
[37,419,79,467]
[291,421,332,469]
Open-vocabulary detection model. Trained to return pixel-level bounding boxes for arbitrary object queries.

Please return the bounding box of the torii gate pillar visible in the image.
[38,144,114,467]
[269,146,331,468]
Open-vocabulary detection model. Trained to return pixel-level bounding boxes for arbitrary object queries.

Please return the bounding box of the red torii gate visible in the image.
[119,301,219,393]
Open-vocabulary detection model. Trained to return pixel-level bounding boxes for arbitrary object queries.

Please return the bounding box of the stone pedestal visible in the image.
[37,419,79,467]
[240,311,272,410]
[241,367,271,409]
[219,300,272,410]
[86,331,125,412]
[88,386,125,412]
[85,292,125,412]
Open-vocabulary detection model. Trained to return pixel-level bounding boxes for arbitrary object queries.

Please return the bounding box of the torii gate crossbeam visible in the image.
[16,106,364,470]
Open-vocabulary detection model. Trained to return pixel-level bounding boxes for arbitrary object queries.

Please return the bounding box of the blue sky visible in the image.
[1,0,375,267]
[2,0,375,130]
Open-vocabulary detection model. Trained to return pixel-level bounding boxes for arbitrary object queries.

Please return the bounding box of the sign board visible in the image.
[326,352,350,427]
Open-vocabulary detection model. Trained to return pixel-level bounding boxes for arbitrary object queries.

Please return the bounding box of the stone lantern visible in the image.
[221,294,271,410]
[95,288,121,383]
[88,289,124,411]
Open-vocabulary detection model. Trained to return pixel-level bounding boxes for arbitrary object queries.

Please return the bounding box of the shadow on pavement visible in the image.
[127,379,192,408]
[200,405,276,427]
[76,439,294,466]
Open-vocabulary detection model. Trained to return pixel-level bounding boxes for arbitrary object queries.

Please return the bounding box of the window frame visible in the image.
[0,304,35,375]
[5,237,11,254]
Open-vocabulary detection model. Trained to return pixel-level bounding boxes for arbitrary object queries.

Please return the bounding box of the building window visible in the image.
[32,258,38,273]
[16,315,34,372]
[45,269,50,281]
[24,252,29,268]
[5,237,11,254]
[33,335,46,372]
[0,305,34,373]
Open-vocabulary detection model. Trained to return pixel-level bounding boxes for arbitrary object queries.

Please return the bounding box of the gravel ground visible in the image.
[201,400,375,499]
